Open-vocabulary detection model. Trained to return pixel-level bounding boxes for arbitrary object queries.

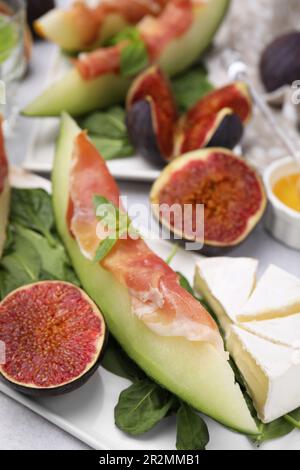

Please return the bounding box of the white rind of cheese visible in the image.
[227,325,300,423]
[238,265,300,322]
[242,314,300,349]
[194,257,258,331]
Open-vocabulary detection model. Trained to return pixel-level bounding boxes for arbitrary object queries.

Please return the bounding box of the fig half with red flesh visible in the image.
[185,82,252,125]
[126,66,178,165]
[150,149,266,251]
[177,107,244,155]
[0,281,107,396]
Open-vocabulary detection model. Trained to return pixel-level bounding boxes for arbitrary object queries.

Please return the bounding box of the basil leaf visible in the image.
[108,26,141,46]
[171,65,214,113]
[115,380,175,436]
[120,40,149,78]
[176,402,209,450]
[94,236,118,263]
[102,337,146,382]
[10,188,56,246]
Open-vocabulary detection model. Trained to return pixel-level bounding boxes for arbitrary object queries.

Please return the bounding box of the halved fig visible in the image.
[150,149,267,252]
[0,281,107,396]
[126,66,178,165]
[185,82,252,125]
[176,108,244,155]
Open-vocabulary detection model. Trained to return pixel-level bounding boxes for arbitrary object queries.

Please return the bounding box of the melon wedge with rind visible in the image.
[23,0,230,117]
[194,257,258,332]
[52,113,258,435]
[238,265,300,322]
[227,325,300,423]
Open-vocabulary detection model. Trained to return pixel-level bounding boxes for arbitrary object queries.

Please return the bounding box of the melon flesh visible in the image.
[52,114,258,435]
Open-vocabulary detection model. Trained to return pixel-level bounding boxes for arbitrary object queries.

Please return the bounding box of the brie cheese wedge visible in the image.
[227,325,300,423]
[242,314,300,349]
[238,265,300,322]
[194,257,258,331]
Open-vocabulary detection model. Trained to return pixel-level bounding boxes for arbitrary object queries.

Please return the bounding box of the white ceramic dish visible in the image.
[1,168,300,450]
[264,157,300,251]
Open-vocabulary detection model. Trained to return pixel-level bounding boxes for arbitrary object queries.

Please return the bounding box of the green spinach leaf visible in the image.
[102,337,146,382]
[10,188,56,246]
[0,233,41,298]
[91,136,134,161]
[176,402,209,450]
[79,107,134,160]
[115,380,175,436]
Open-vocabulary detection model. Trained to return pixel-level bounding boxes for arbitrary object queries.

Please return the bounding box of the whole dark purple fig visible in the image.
[260,31,300,92]
[27,0,55,36]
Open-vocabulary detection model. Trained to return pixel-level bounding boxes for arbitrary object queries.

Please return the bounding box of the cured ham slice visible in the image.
[75,0,193,80]
[67,131,225,354]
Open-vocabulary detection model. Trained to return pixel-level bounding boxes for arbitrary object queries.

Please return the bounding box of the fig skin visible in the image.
[126,99,169,167]
[260,31,300,92]
[206,112,243,150]
[0,281,108,397]
[178,108,244,155]
[150,148,267,253]
[27,0,55,37]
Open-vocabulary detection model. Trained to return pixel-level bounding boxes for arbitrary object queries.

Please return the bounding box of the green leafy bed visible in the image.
[77,64,213,161]
[1,188,300,450]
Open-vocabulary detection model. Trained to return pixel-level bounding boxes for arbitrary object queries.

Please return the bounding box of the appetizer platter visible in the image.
[1,0,300,452]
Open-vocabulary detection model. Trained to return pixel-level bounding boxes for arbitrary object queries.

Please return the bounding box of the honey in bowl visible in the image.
[273,173,300,213]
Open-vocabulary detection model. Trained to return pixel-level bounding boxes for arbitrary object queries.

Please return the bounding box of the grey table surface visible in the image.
[1,40,300,450]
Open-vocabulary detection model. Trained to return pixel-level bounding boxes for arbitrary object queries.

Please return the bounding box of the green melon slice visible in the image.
[52,113,258,436]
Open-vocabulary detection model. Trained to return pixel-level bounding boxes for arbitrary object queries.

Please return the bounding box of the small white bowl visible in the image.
[264,157,300,251]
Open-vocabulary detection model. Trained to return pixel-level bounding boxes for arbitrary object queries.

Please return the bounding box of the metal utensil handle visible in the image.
[227,55,300,165]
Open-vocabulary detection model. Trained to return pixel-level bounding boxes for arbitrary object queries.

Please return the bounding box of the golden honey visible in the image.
[273,173,300,212]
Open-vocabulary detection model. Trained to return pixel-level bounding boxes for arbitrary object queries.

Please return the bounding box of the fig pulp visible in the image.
[150,148,266,251]
[0,281,107,396]
[260,32,300,92]
[127,69,252,165]
[126,66,178,165]
[183,82,252,125]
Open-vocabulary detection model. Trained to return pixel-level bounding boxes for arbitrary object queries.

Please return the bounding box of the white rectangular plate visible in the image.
[1,168,299,450]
